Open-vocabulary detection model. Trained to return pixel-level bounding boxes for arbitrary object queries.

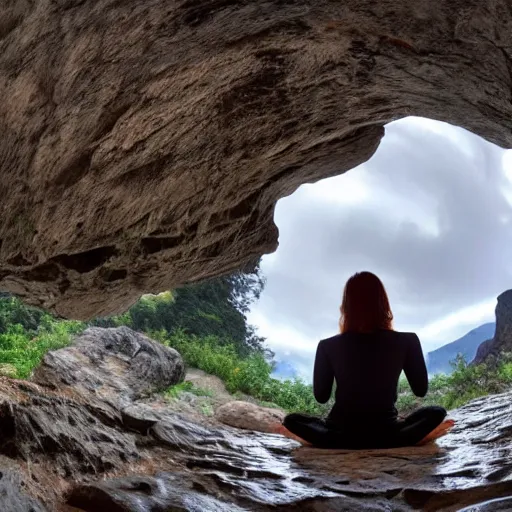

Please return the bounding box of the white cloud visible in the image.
[250,117,512,380]
[501,150,512,207]
[416,299,496,349]
[504,151,512,180]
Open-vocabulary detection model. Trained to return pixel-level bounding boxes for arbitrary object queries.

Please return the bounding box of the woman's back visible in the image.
[281,272,449,449]
[314,330,428,425]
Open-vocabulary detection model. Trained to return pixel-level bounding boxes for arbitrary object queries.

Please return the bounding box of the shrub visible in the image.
[0,317,84,379]
[156,329,333,415]
[165,381,214,399]
[397,354,512,415]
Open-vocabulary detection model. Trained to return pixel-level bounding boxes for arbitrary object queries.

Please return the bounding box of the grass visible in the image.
[0,316,84,379]
[164,381,214,399]
[397,354,512,415]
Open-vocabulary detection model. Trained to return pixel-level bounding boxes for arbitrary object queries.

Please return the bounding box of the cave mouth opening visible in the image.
[249,116,512,381]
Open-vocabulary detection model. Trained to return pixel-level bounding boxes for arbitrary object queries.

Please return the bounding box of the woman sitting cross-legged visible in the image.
[275,271,455,449]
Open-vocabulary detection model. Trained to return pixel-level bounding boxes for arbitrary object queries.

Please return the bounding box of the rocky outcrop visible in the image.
[215,400,286,433]
[0,327,510,510]
[295,391,512,510]
[0,378,139,487]
[473,290,512,364]
[33,326,185,408]
[1,1,512,318]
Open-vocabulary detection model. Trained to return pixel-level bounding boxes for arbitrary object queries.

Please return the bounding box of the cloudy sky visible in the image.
[248,117,512,380]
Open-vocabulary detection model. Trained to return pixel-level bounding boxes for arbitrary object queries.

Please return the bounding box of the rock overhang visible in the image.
[0,0,511,318]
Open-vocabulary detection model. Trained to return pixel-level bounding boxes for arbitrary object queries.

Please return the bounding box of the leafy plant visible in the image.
[397,354,512,415]
[0,317,84,379]
[165,381,214,399]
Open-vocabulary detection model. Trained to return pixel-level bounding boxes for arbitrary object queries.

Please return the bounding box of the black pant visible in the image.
[283,406,447,449]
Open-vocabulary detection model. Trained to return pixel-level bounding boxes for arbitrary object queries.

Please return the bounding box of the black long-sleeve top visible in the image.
[313,330,428,425]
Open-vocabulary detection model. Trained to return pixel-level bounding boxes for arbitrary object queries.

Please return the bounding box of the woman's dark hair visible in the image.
[339,271,394,333]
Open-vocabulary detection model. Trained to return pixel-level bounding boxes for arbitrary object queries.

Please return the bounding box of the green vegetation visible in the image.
[152,328,333,415]
[164,381,214,399]
[0,295,45,334]
[92,261,268,358]
[0,305,83,378]
[397,354,512,415]
[0,265,512,417]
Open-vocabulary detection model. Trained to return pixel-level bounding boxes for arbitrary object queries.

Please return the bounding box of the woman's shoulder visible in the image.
[319,331,420,345]
[385,330,420,343]
[391,330,419,338]
[318,333,344,347]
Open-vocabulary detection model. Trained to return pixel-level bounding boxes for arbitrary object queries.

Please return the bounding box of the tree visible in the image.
[157,259,266,356]
[95,259,268,357]
[227,259,266,314]
[0,296,45,334]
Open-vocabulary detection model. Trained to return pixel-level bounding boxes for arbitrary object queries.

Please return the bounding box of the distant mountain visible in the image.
[271,361,298,380]
[426,323,496,375]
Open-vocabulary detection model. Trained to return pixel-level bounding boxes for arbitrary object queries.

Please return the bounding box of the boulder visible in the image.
[215,400,286,433]
[1,1,512,318]
[473,290,512,364]
[33,326,185,408]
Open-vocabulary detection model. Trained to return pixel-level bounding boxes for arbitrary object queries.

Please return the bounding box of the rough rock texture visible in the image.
[0,467,46,512]
[1,1,512,318]
[67,473,249,512]
[0,377,139,509]
[215,400,286,433]
[295,391,512,510]
[473,290,512,364]
[459,497,512,511]
[0,328,510,510]
[33,326,185,408]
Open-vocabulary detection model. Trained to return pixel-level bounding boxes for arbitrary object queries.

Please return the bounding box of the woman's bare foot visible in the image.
[272,424,312,446]
[416,419,455,446]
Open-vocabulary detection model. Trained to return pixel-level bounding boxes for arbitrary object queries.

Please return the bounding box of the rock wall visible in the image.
[473,290,512,364]
[1,0,512,318]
